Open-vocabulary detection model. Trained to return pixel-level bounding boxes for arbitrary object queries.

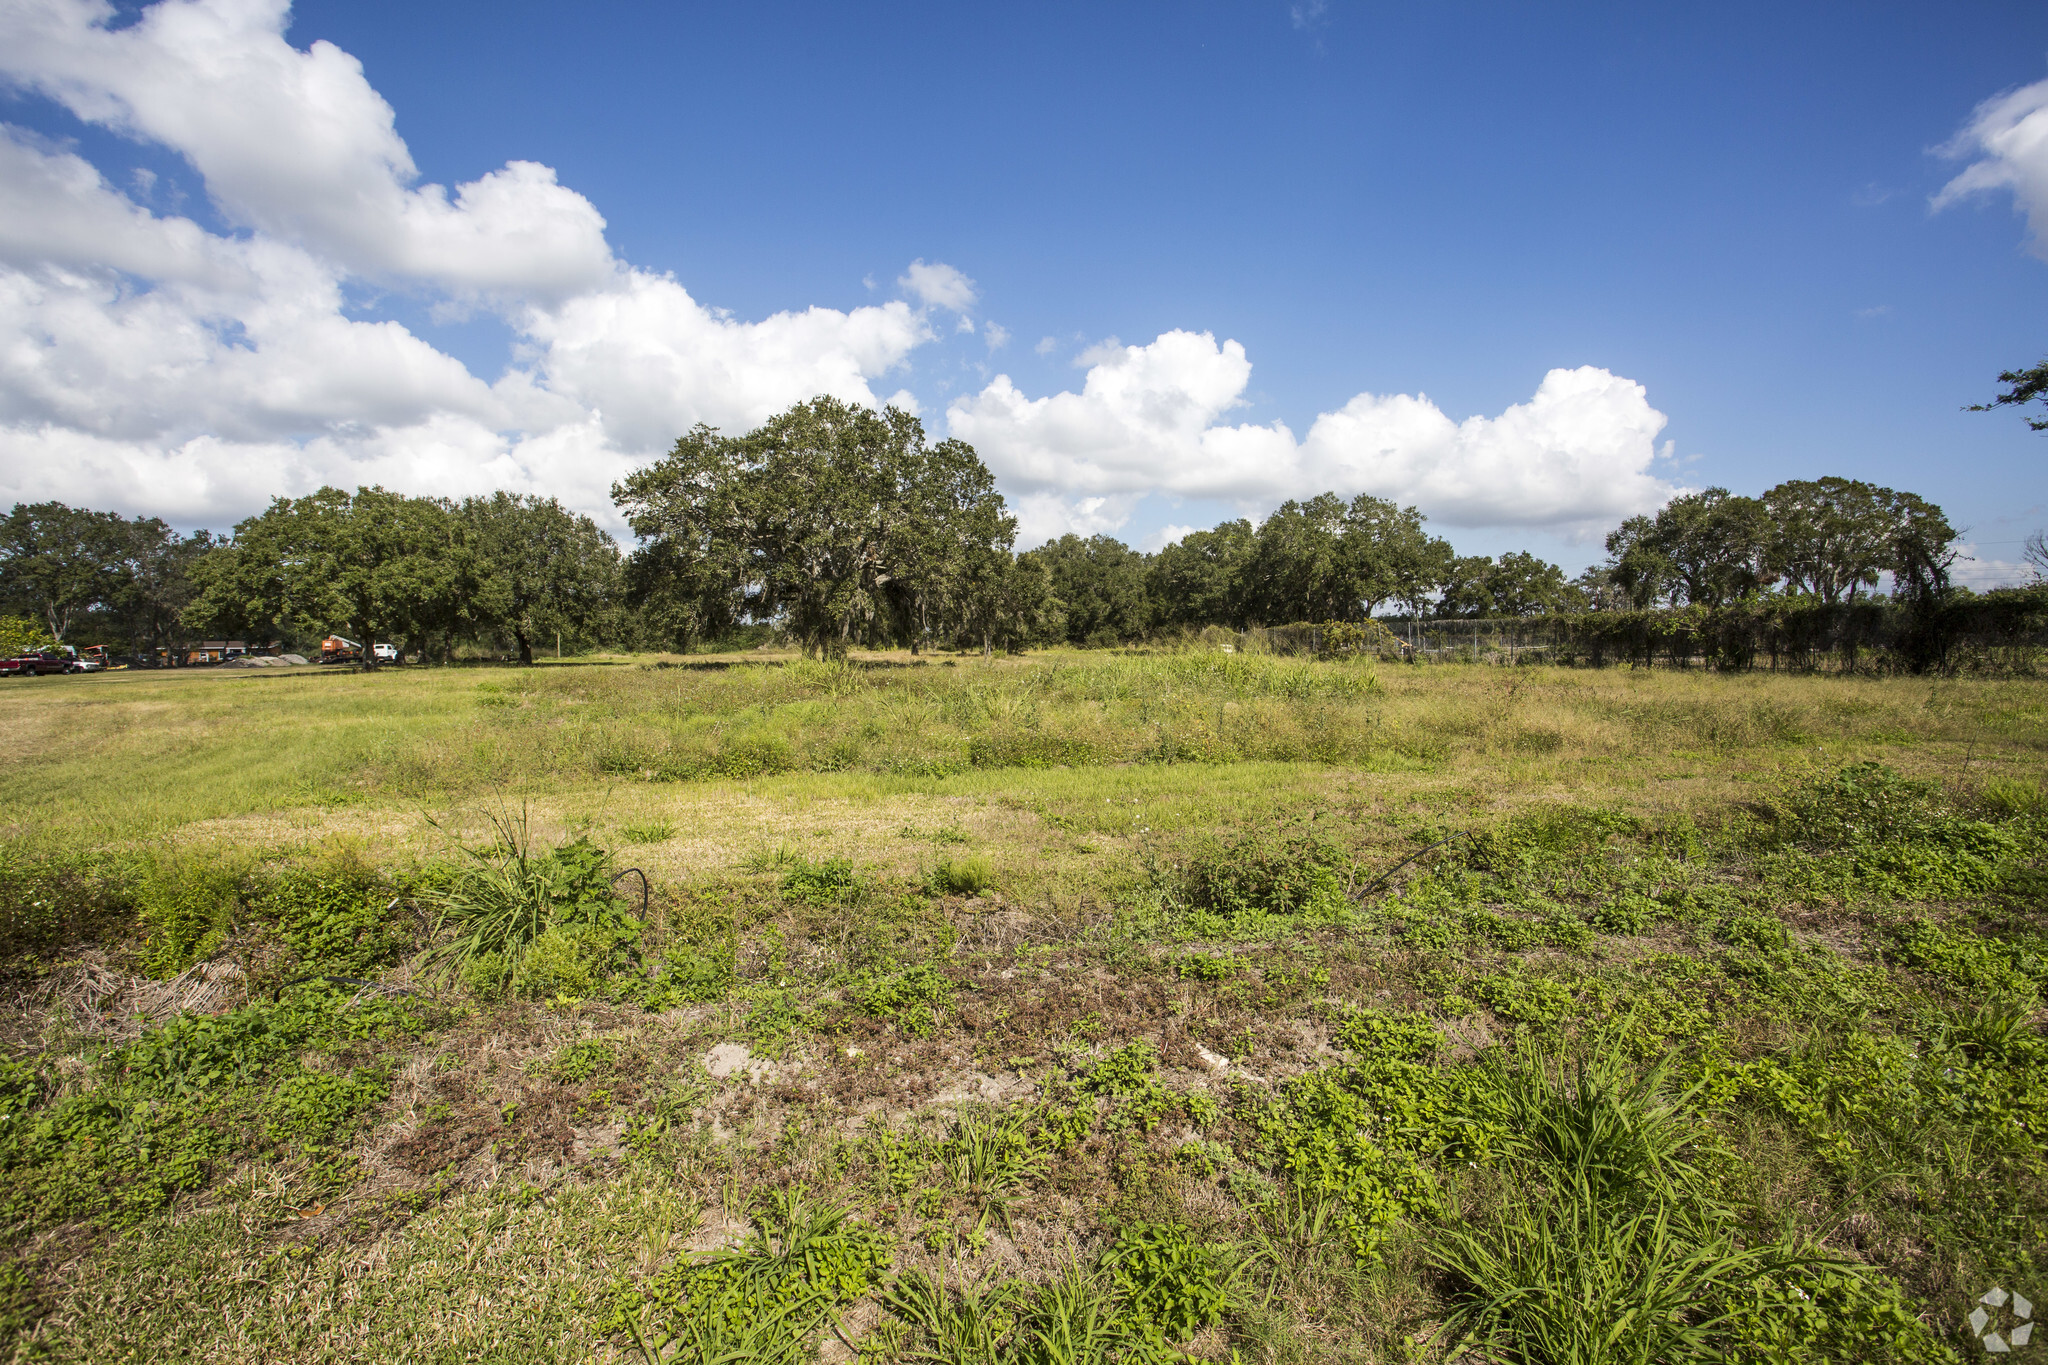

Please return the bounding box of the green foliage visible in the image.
[1016,1256,1180,1365]
[420,820,640,994]
[1078,1042,1174,1133]
[0,845,137,960]
[0,615,53,656]
[615,398,1016,656]
[262,1066,389,1150]
[926,856,995,897]
[456,491,622,664]
[1471,969,1583,1036]
[780,857,861,906]
[1594,893,1661,934]
[1891,918,2040,1003]
[0,1055,45,1135]
[1720,1263,1961,1364]
[187,484,460,662]
[853,964,956,1037]
[257,861,408,980]
[1248,1011,1494,1258]
[1752,762,2027,902]
[943,1111,1047,1233]
[133,850,252,977]
[1466,804,1641,873]
[1106,1222,1231,1340]
[1172,1137,1230,1176]
[880,1269,1020,1365]
[511,921,615,999]
[1433,1049,1939,1365]
[1472,1051,1706,1205]
[0,989,425,1229]
[618,1190,888,1365]
[1784,762,1955,849]
[1176,951,1242,982]
[1024,533,1152,647]
[743,989,819,1054]
[1178,828,1353,937]
[630,941,735,1006]
[545,1039,619,1083]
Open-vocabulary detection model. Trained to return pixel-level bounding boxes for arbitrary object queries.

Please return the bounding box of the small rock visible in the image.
[1195,1044,1231,1073]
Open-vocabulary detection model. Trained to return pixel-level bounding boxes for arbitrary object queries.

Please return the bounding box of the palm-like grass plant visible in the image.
[418,808,638,988]
[1434,1049,1861,1364]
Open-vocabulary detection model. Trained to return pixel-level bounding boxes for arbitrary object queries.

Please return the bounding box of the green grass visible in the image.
[0,649,2044,1361]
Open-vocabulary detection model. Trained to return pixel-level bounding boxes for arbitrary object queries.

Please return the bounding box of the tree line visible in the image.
[0,491,621,664]
[0,395,2003,663]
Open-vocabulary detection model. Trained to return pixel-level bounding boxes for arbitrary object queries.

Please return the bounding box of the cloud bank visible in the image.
[950,331,1676,542]
[0,0,1680,543]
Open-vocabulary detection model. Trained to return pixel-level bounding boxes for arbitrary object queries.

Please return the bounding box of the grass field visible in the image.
[0,648,2043,1362]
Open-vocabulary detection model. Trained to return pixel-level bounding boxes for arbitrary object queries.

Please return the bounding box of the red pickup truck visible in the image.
[0,651,76,677]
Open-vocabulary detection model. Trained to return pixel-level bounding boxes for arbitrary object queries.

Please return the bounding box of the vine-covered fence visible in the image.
[1248,586,2048,675]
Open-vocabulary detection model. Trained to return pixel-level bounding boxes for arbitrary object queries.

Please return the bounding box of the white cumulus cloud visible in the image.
[897,258,977,313]
[948,330,1676,542]
[1934,75,2048,260]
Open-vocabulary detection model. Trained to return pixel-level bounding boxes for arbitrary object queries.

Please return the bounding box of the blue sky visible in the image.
[3,0,2046,581]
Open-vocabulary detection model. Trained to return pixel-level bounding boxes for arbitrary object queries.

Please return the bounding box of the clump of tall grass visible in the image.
[926,855,994,897]
[418,811,640,994]
[884,1227,1230,1363]
[621,1189,887,1365]
[1434,1049,1947,1364]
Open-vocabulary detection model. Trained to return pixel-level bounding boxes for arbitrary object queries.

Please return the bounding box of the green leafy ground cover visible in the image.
[0,655,2042,1361]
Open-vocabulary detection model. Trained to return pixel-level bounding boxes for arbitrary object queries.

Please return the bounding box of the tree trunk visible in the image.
[515,624,534,666]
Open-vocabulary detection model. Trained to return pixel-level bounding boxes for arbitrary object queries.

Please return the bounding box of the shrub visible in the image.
[257,862,407,981]
[926,856,995,897]
[1179,828,1354,936]
[511,922,613,999]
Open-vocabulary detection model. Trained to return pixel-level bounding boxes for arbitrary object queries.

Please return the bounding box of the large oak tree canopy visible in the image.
[613,398,1019,657]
